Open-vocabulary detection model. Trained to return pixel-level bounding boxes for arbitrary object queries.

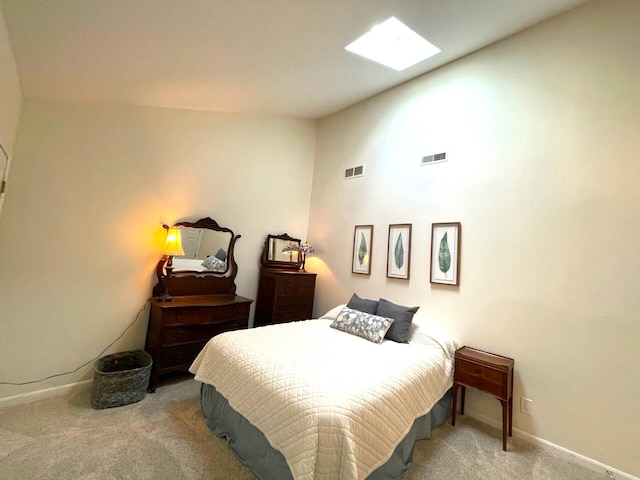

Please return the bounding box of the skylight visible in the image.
[345,17,441,71]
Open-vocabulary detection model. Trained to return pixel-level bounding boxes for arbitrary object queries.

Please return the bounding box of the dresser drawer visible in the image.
[272,305,313,323]
[275,295,313,311]
[146,295,253,391]
[455,359,507,398]
[157,342,207,369]
[163,317,248,346]
[164,304,250,326]
[278,279,315,298]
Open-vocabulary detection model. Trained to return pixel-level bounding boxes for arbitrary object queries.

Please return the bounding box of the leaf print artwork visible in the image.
[394,234,404,269]
[438,232,451,277]
[358,232,368,266]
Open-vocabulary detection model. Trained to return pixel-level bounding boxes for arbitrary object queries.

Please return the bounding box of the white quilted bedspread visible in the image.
[190,311,455,480]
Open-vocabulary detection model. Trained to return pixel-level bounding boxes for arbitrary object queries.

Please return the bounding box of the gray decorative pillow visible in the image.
[330,307,394,344]
[201,255,226,272]
[214,248,227,261]
[346,293,379,314]
[376,298,419,344]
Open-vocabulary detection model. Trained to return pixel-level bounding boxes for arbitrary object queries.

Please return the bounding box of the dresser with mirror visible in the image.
[146,217,252,392]
[254,233,316,327]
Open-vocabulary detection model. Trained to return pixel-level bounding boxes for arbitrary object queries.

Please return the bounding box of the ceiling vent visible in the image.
[344,165,365,179]
[420,152,447,166]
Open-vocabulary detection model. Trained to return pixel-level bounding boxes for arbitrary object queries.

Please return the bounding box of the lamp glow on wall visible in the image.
[156,225,185,302]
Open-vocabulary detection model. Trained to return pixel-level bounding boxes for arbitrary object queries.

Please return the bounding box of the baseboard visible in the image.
[463,409,638,480]
[0,380,93,408]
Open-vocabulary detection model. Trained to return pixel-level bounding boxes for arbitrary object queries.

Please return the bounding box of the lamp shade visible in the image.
[162,227,185,257]
[298,243,315,254]
[282,243,298,254]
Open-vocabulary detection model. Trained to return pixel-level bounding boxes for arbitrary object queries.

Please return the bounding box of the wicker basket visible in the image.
[91,350,153,409]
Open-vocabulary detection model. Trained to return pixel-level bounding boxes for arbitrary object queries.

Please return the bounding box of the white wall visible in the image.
[0,100,316,397]
[308,0,639,476]
[0,1,22,214]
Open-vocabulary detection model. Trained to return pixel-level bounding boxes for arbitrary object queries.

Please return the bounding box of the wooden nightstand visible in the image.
[451,346,514,451]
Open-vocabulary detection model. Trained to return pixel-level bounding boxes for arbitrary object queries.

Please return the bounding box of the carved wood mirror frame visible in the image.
[260,233,302,270]
[153,217,241,297]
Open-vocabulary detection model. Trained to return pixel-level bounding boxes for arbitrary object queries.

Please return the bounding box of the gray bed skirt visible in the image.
[200,383,452,480]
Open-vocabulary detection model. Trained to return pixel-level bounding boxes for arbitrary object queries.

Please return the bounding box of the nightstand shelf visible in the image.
[451,346,514,451]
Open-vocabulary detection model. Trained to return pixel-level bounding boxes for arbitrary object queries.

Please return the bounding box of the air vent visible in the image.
[420,152,447,166]
[344,164,365,179]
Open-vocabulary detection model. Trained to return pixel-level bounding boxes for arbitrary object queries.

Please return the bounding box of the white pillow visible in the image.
[319,304,347,321]
[408,314,458,358]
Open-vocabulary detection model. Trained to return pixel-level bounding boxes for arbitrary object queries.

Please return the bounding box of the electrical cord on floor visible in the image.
[0,302,148,386]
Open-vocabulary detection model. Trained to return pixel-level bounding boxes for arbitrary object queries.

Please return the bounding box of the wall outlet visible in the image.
[520,397,533,415]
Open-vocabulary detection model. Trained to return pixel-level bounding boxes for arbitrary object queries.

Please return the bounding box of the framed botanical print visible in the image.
[430,222,461,286]
[352,225,373,275]
[387,224,412,279]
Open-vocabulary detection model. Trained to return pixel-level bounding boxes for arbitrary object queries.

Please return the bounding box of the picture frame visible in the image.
[386,224,412,279]
[430,222,461,286]
[352,225,373,275]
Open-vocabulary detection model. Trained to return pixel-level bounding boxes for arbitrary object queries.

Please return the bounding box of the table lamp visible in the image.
[297,242,315,271]
[282,243,299,263]
[156,226,185,302]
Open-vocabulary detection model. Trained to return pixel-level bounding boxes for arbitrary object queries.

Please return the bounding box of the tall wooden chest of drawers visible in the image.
[254,269,316,326]
[145,294,252,391]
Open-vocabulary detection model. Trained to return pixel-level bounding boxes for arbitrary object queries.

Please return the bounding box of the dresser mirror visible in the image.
[153,217,241,297]
[261,233,302,270]
[173,225,232,274]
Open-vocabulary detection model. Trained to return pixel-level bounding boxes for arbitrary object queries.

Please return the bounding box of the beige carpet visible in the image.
[0,375,606,479]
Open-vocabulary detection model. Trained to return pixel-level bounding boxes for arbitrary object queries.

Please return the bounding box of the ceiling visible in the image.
[1,0,590,119]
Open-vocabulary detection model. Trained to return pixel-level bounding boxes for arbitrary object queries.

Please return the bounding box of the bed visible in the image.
[189,302,457,480]
[171,254,227,273]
